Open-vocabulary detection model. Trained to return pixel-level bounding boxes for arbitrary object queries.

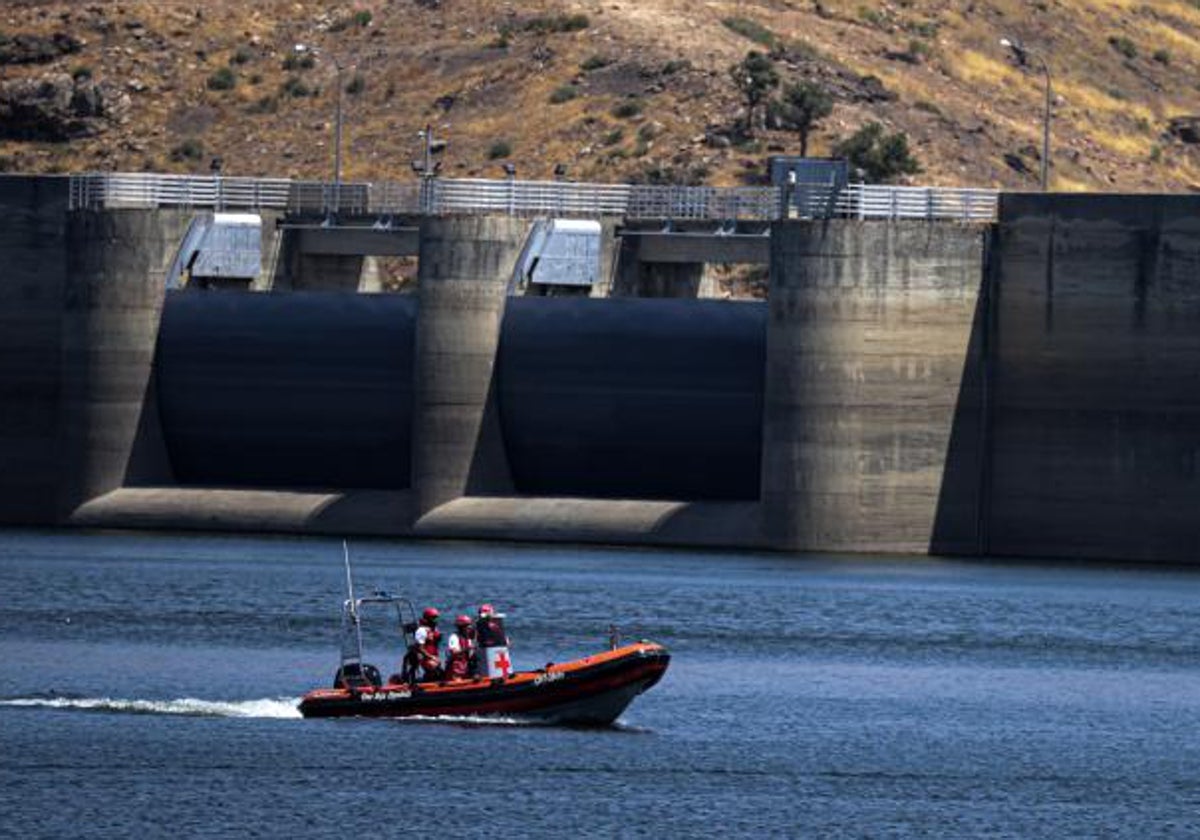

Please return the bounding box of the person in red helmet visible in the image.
[475,603,513,678]
[444,614,477,680]
[476,604,508,645]
[402,607,443,683]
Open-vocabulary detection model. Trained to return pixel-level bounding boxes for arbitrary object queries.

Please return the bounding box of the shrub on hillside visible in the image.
[1108,35,1138,59]
[722,17,778,49]
[170,138,205,162]
[283,53,315,71]
[550,84,579,103]
[833,121,921,183]
[281,76,311,97]
[612,99,643,119]
[581,55,612,71]
[207,67,237,91]
[524,14,589,35]
[488,140,512,160]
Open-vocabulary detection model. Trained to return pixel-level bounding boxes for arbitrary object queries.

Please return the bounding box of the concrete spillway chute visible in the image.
[165,212,263,290]
[512,218,602,294]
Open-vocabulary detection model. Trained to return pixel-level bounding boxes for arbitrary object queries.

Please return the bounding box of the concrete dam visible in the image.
[2,175,1199,564]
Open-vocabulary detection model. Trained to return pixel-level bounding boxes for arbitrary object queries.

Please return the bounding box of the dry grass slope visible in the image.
[1,0,1198,191]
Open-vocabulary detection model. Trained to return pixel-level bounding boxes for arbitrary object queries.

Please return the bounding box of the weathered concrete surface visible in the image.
[612,224,769,298]
[763,220,988,554]
[415,497,763,548]
[627,231,770,264]
[0,176,68,523]
[58,206,192,516]
[988,194,1200,562]
[293,226,419,257]
[411,215,528,517]
[71,488,415,535]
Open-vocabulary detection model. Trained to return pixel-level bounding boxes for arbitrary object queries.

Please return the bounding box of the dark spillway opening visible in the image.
[496,297,766,501]
[156,291,416,490]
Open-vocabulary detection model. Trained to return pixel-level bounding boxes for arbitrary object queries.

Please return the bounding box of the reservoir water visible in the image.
[1,531,1198,837]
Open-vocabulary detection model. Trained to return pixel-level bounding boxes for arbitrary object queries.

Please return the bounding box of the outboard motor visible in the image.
[476,610,511,679]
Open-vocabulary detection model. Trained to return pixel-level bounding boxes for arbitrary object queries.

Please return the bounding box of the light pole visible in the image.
[1001,37,1052,191]
[334,60,345,213]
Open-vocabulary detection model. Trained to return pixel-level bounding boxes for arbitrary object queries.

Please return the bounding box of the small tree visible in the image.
[778,81,833,156]
[833,121,921,183]
[729,51,779,135]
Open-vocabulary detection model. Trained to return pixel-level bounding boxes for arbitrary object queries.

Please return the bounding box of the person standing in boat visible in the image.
[445,614,477,680]
[475,604,513,678]
[405,607,444,683]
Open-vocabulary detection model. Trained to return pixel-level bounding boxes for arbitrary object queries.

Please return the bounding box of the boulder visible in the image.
[0,32,83,65]
[1167,116,1200,145]
[0,73,129,141]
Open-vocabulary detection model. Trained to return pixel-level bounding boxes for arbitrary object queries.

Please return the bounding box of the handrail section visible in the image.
[67,173,999,222]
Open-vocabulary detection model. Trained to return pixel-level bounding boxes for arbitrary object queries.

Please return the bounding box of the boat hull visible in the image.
[298,642,669,726]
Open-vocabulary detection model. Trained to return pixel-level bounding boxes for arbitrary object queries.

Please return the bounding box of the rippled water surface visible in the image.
[2,531,1199,837]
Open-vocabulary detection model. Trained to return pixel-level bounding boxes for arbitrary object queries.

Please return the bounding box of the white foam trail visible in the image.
[0,696,302,719]
[395,713,533,727]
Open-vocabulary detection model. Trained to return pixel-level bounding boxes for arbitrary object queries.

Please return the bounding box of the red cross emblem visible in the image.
[492,650,511,678]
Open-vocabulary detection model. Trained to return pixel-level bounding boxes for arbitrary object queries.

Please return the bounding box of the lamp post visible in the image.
[1001,37,1052,191]
[334,60,345,213]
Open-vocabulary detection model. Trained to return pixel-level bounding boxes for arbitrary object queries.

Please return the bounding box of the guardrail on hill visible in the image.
[67,173,999,222]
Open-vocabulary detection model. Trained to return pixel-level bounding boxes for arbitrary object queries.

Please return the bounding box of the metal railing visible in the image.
[69,173,293,211]
[833,184,998,221]
[68,172,998,222]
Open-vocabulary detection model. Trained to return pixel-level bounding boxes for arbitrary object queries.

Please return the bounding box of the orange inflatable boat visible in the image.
[299,640,669,725]
[297,562,669,725]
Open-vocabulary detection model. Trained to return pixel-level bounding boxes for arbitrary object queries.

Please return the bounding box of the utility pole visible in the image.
[1001,38,1053,192]
[423,123,433,178]
[334,61,344,214]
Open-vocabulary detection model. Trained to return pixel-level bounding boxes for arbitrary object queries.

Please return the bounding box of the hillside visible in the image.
[1,0,1199,191]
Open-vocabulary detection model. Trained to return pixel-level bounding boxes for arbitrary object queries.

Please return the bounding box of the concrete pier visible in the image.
[762,221,988,554]
[411,216,528,519]
[58,207,192,514]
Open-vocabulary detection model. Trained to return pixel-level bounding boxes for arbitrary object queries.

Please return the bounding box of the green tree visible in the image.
[778,81,833,156]
[833,121,921,183]
[729,51,779,135]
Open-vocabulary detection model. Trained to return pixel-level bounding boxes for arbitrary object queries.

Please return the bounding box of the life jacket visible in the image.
[476,617,508,648]
[446,631,475,679]
[418,625,441,661]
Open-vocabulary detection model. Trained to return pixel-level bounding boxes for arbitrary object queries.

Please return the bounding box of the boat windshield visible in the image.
[339,595,411,670]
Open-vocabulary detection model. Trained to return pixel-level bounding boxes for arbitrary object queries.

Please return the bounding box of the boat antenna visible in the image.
[343,539,356,610]
[342,539,366,669]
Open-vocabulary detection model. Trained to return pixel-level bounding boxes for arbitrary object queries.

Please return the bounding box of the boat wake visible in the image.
[0,695,302,719]
[391,713,649,732]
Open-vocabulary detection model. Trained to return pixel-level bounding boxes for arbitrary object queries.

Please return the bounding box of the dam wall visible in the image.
[988,194,1200,562]
[3,174,1200,562]
[0,177,68,523]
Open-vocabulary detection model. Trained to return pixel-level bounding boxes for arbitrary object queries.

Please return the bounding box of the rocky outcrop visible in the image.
[0,73,130,141]
[1167,116,1200,145]
[0,32,82,66]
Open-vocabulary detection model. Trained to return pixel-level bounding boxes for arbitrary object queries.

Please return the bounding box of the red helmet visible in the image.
[455,614,471,627]
[478,603,494,617]
[421,607,440,623]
